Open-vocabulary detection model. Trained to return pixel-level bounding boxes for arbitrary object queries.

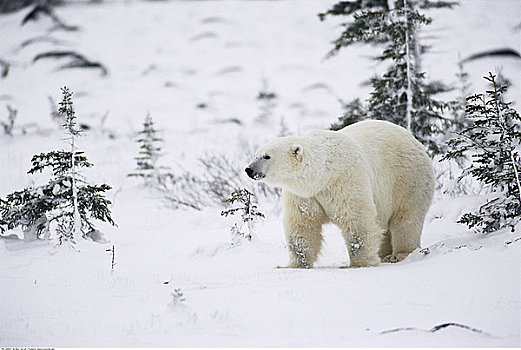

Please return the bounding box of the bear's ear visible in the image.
[291,144,303,162]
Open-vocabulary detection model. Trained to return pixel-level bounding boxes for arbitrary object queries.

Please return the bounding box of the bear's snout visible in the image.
[245,166,265,180]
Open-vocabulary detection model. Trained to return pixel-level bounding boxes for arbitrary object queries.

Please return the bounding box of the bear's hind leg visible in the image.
[384,211,423,263]
[378,230,393,261]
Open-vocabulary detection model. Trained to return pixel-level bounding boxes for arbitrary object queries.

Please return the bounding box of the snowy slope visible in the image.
[1,0,520,346]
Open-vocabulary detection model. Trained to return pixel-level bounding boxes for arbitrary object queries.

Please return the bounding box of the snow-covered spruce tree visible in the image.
[221,188,264,245]
[0,86,115,243]
[128,113,169,182]
[432,58,473,196]
[61,86,82,238]
[442,73,521,233]
[319,0,456,75]
[330,98,367,131]
[320,0,455,155]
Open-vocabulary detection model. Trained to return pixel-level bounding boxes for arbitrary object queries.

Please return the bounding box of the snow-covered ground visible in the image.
[1,0,520,346]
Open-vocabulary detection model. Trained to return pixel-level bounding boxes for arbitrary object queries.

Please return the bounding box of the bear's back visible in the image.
[336,120,434,223]
[337,120,426,162]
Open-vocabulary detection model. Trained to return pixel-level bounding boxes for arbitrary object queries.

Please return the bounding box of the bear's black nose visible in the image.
[245,167,254,178]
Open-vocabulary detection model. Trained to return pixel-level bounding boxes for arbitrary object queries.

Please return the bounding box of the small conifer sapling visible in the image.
[170,288,186,307]
[128,113,169,182]
[221,188,264,245]
[0,87,116,243]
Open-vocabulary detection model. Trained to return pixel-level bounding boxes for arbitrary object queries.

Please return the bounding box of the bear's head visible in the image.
[245,135,330,198]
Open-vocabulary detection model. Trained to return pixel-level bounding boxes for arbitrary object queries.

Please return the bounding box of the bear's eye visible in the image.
[263,155,271,160]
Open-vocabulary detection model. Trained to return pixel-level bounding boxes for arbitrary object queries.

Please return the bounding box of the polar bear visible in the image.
[245,120,434,268]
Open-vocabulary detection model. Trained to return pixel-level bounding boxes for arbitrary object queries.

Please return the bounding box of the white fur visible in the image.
[248,120,435,268]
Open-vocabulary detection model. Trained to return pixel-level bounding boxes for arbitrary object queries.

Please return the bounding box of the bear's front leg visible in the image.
[282,190,328,268]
